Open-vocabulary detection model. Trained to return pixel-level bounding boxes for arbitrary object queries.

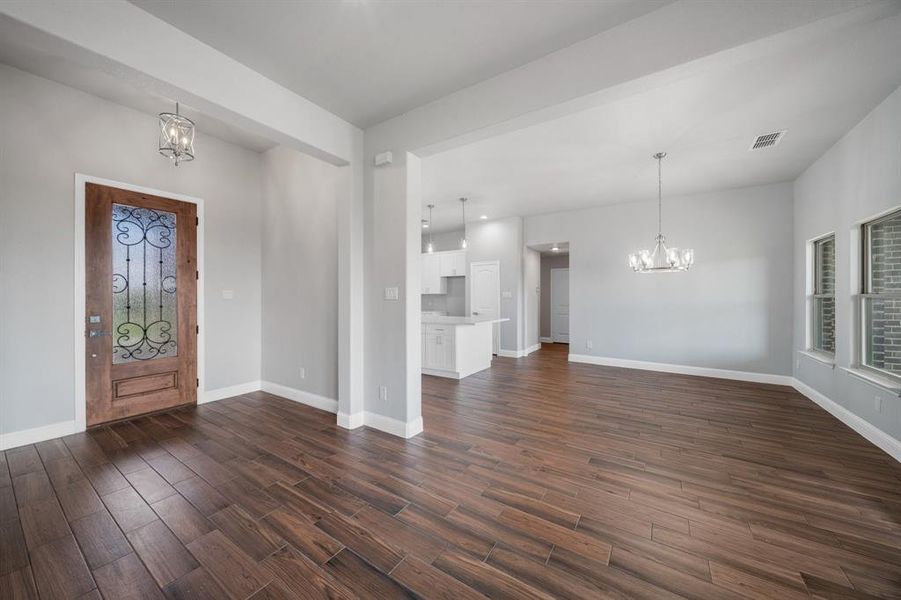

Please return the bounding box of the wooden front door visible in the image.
[85,183,197,426]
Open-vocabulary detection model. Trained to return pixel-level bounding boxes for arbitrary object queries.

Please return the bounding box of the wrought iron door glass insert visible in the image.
[112,203,178,363]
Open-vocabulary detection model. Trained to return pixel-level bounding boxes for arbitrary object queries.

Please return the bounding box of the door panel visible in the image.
[470,262,500,354]
[551,268,570,343]
[85,183,197,426]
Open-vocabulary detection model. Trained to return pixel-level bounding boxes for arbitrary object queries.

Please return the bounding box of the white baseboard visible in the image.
[201,380,261,404]
[1,420,78,451]
[498,346,542,358]
[540,337,554,343]
[422,365,488,379]
[337,411,365,429]
[364,413,424,438]
[337,410,423,438]
[567,354,794,386]
[497,349,521,358]
[261,381,338,414]
[792,379,901,464]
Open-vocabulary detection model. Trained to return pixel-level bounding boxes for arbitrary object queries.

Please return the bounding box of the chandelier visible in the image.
[628,152,694,273]
[158,102,195,166]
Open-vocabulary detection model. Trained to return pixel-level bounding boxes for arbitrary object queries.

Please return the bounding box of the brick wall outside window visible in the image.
[867,213,901,376]
[817,237,835,353]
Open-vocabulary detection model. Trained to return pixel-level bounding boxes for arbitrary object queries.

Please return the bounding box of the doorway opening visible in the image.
[532,242,570,346]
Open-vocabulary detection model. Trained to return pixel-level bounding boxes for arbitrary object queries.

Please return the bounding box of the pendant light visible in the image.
[158,101,195,166]
[426,204,435,253]
[459,197,468,249]
[628,152,694,273]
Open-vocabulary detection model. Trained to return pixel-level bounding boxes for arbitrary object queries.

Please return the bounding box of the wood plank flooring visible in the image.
[3,343,901,599]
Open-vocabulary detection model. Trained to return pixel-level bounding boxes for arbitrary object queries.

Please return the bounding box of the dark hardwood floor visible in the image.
[3,343,901,599]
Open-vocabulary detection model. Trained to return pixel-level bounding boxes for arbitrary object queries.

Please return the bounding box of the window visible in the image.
[811,235,836,354]
[861,208,901,381]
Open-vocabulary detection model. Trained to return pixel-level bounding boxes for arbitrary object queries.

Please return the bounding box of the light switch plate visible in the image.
[222,289,234,300]
[384,287,399,301]
[502,290,513,299]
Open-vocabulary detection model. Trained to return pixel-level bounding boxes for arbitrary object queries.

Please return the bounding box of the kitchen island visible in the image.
[421,315,509,379]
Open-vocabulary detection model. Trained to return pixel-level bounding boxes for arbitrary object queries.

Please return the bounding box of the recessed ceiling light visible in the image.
[551,245,559,252]
[480,215,488,220]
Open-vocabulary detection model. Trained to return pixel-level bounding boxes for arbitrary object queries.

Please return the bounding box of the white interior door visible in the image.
[470,261,500,354]
[551,268,569,343]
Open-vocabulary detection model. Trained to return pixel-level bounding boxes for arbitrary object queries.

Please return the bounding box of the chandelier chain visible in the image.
[658,154,662,236]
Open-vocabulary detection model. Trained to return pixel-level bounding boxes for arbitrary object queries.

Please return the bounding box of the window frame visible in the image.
[810,234,836,356]
[859,208,901,384]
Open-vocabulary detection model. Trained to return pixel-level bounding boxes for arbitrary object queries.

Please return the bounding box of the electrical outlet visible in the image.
[299,367,305,379]
[384,287,399,301]
[875,395,883,413]
[586,340,593,350]
[379,385,388,402]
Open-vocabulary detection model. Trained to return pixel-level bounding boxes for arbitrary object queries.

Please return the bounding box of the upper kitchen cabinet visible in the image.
[421,253,446,294]
[439,250,467,277]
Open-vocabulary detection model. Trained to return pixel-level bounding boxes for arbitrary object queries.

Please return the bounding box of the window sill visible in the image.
[840,367,901,396]
[798,350,835,369]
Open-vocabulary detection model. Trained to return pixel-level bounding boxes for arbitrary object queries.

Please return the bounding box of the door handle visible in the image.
[472,311,479,315]
[88,330,112,337]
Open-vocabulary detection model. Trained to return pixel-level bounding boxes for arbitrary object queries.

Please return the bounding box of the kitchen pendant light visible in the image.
[628,152,694,273]
[459,197,468,249]
[426,204,435,253]
[158,101,195,166]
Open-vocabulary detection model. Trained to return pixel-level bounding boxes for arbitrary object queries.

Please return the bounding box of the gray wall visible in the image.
[540,254,570,339]
[261,146,342,400]
[793,84,901,442]
[465,217,524,352]
[421,229,464,253]
[525,182,794,375]
[0,64,262,434]
[365,155,420,424]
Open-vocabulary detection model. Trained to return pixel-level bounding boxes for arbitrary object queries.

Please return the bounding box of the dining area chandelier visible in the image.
[628,152,694,273]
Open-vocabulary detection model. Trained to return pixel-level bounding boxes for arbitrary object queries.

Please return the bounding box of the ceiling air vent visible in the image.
[749,130,786,151]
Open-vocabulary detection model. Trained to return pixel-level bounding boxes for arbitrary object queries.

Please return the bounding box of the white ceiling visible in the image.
[422,10,901,231]
[128,0,669,127]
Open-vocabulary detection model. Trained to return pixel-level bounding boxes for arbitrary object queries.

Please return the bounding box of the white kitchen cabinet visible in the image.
[421,317,507,379]
[421,253,446,294]
[423,325,455,371]
[439,250,467,277]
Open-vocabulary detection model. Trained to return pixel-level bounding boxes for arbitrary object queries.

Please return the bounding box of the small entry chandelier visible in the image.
[158,102,195,166]
[628,152,694,273]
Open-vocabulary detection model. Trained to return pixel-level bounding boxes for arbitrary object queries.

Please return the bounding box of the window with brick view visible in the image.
[862,208,901,379]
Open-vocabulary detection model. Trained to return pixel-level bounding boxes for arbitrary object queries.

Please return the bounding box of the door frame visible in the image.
[74,174,205,433]
[550,267,569,343]
[469,260,501,355]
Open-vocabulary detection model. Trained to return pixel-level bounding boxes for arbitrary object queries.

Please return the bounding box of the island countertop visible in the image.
[421,315,510,326]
